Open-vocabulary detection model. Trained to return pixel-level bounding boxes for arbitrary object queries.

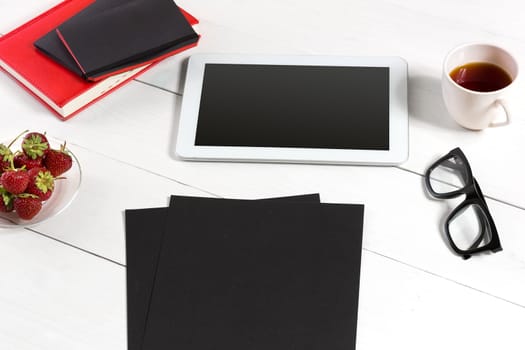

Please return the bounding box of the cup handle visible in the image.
[490,99,511,127]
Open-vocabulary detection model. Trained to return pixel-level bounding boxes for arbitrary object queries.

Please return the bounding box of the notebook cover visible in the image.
[56,0,199,80]
[141,197,364,350]
[0,0,163,119]
[34,0,199,80]
[124,194,320,350]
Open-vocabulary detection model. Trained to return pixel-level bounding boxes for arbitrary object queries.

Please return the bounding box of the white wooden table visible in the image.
[1,1,524,349]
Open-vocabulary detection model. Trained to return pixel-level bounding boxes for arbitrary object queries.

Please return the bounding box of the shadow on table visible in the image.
[167,58,190,161]
[420,176,459,256]
[408,74,461,131]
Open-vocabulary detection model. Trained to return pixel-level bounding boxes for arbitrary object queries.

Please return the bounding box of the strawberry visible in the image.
[14,153,43,170]
[26,167,54,201]
[0,187,13,212]
[0,169,30,194]
[0,198,13,212]
[44,142,73,177]
[13,195,42,220]
[0,144,13,173]
[22,132,50,160]
[1,130,31,173]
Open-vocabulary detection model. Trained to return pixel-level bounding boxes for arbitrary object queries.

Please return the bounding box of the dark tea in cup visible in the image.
[442,43,518,130]
[449,62,512,92]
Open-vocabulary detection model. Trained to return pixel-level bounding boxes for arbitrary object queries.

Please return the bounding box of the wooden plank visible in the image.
[1,141,211,265]
[1,231,523,349]
[1,80,524,306]
[357,250,525,349]
[0,0,60,35]
[0,230,126,350]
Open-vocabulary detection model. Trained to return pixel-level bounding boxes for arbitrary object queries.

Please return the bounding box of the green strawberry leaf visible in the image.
[0,144,13,162]
[22,135,49,160]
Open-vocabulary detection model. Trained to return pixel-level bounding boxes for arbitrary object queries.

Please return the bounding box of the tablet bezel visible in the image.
[176,54,408,165]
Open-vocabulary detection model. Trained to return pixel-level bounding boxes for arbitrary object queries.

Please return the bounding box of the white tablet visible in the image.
[175,54,408,165]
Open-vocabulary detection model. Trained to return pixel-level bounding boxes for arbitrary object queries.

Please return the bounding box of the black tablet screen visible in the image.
[194,63,389,150]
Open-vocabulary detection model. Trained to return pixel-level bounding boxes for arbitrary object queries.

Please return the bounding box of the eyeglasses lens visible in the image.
[428,155,469,194]
[448,203,492,251]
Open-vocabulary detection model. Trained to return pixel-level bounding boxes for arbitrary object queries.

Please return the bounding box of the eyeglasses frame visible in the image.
[424,147,502,259]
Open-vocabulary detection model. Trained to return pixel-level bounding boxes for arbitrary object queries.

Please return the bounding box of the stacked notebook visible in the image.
[125,194,365,350]
[0,0,199,120]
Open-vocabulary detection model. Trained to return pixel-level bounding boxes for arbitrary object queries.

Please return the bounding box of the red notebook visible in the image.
[0,0,199,120]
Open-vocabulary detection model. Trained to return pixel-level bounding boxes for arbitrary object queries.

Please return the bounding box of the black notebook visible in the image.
[42,0,198,80]
[137,195,364,350]
[34,0,136,78]
[124,194,321,350]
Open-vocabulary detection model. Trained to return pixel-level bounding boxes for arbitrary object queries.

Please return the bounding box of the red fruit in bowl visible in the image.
[44,142,73,177]
[2,130,32,173]
[0,187,13,212]
[0,169,30,194]
[14,153,43,170]
[0,199,13,212]
[22,132,50,160]
[26,167,55,201]
[13,196,42,220]
[0,144,13,173]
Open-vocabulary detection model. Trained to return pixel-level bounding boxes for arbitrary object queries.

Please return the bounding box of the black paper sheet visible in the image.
[133,195,364,350]
[124,194,321,350]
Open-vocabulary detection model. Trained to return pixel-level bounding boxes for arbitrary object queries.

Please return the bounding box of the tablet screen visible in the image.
[194,64,390,150]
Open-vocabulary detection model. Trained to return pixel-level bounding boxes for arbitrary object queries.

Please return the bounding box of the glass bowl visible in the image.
[0,136,82,228]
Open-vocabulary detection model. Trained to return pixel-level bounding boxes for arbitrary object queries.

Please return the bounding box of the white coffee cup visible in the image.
[442,43,519,130]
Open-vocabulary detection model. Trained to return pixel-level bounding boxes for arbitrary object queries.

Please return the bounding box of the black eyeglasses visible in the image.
[424,147,502,259]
